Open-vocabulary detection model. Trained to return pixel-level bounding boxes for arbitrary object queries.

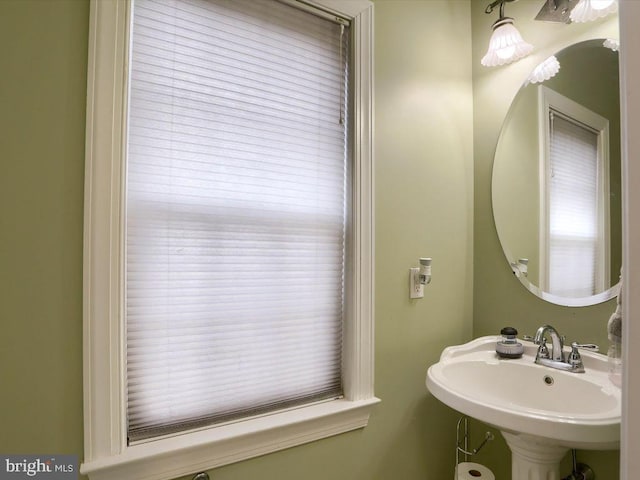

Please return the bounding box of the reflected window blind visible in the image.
[548,112,599,297]
[126,0,350,442]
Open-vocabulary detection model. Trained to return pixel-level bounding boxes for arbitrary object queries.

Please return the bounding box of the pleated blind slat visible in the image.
[126,0,349,442]
[548,113,599,297]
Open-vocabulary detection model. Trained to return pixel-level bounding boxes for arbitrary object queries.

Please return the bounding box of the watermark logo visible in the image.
[0,456,77,479]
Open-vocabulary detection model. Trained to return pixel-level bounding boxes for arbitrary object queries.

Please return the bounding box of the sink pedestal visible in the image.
[502,431,569,480]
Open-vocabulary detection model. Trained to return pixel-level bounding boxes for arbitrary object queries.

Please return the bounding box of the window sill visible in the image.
[80,397,380,480]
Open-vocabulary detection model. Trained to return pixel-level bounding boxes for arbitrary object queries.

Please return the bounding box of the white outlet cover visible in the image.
[409,267,424,299]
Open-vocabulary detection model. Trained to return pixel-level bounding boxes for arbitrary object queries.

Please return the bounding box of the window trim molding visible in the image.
[537,85,611,294]
[80,1,376,479]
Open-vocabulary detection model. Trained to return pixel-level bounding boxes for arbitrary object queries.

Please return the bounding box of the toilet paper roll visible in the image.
[455,462,495,480]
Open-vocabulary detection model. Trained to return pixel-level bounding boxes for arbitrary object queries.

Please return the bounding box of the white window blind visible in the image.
[126,0,350,442]
[547,112,600,297]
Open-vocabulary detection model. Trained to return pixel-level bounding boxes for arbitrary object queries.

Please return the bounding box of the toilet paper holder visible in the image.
[456,416,494,466]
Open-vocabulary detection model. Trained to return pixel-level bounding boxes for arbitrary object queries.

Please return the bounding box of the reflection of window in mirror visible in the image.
[538,86,610,297]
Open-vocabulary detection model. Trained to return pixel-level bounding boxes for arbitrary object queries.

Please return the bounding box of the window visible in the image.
[127,0,350,442]
[81,0,375,478]
[539,86,610,298]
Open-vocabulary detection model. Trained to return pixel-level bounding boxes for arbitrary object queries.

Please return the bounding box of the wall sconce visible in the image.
[481,0,533,67]
[570,0,618,22]
[603,38,619,51]
[526,55,561,85]
[534,0,577,23]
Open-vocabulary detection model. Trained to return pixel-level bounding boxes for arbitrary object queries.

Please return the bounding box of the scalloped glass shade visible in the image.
[481,21,533,67]
[570,0,618,23]
[526,56,560,85]
[603,38,619,51]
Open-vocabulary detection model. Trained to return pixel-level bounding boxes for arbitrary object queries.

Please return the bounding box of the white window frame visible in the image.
[80,1,376,479]
[537,85,611,295]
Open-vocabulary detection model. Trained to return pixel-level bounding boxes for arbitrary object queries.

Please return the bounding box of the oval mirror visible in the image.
[492,39,621,307]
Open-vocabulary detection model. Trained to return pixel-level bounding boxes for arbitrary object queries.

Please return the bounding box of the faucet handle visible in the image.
[528,334,547,345]
[537,337,550,359]
[568,344,584,370]
[571,342,599,353]
[528,334,551,347]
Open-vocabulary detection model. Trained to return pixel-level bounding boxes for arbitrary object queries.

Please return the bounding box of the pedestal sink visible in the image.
[426,336,620,480]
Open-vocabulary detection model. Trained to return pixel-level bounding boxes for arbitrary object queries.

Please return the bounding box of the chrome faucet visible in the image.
[531,324,598,373]
[533,324,564,361]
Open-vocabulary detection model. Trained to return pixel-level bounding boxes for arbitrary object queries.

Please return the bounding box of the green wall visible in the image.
[492,84,541,284]
[0,1,474,479]
[0,0,87,457]
[471,0,620,478]
[0,1,624,479]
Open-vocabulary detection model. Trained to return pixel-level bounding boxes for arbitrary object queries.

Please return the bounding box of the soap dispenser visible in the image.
[496,327,524,359]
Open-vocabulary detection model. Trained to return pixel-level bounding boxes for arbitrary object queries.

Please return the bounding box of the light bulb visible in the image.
[481,19,533,67]
[496,45,516,60]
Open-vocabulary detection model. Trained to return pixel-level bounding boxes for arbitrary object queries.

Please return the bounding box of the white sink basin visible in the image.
[426,336,620,479]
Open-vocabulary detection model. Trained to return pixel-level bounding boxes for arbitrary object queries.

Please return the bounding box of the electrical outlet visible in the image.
[409,267,424,299]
